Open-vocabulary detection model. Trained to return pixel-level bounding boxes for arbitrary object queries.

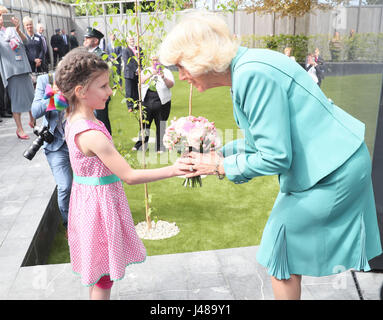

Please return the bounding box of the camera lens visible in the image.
[23,136,44,160]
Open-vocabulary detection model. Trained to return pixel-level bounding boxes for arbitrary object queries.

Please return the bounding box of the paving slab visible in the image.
[4,246,383,300]
[0,115,56,298]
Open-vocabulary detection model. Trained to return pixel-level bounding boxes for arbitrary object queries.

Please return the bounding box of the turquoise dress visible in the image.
[222,47,382,279]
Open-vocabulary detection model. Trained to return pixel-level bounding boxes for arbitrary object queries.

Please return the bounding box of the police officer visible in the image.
[83,27,112,135]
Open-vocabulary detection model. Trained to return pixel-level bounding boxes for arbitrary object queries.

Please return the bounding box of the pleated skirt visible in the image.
[256,142,382,279]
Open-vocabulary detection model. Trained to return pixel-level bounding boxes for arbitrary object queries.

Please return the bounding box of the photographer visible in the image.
[31,73,72,232]
[132,55,174,152]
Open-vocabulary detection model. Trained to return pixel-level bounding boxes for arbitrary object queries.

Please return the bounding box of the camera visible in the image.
[1,13,15,28]
[23,125,54,160]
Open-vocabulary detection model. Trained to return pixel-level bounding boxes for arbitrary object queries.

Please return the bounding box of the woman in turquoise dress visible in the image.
[159,11,382,299]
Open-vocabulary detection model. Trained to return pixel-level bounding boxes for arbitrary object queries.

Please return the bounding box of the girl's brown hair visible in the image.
[55,47,109,115]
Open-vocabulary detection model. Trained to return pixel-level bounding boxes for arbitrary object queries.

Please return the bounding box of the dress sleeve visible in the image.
[223,66,292,184]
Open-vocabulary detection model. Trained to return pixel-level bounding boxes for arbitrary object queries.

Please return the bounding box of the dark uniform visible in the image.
[69,29,79,51]
[122,45,143,111]
[51,29,65,67]
[25,33,44,72]
[84,27,112,135]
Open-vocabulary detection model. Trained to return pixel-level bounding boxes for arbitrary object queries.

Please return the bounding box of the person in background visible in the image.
[51,28,64,68]
[122,36,142,112]
[161,11,382,300]
[99,36,106,52]
[83,27,112,135]
[0,74,12,119]
[305,53,319,85]
[106,32,122,86]
[61,29,69,56]
[23,16,44,73]
[347,29,357,61]
[313,47,325,87]
[132,55,174,153]
[36,23,50,72]
[283,47,296,61]
[0,7,35,139]
[329,31,342,62]
[31,72,72,234]
[69,29,79,51]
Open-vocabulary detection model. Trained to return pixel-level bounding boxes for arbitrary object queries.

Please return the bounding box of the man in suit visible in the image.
[313,48,325,87]
[83,27,112,134]
[61,29,69,56]
[122,36,142,112]
[68,29,79,51]
[106,32,122,86]
[31,73,72,232]
[51,29,65,68]
[36,23,50,72]
[23,16,44,73]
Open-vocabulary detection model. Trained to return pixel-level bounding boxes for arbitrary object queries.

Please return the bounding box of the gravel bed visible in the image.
[135,220,180,240]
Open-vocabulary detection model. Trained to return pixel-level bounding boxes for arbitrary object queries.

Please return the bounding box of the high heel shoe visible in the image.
[16,131,30,140]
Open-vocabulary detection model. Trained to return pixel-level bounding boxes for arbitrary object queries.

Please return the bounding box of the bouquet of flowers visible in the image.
[163,116,221,187]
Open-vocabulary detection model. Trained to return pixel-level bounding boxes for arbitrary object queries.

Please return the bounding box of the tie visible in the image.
[41,35,47,52]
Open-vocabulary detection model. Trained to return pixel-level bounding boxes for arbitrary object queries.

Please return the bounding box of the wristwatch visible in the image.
[214,159,225,180]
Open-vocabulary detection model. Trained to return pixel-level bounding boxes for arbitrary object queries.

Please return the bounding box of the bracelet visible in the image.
[214,160,225,180]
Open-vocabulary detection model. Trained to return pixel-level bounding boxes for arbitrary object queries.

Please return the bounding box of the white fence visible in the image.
[1,1,382,63]
[70,3,383,43]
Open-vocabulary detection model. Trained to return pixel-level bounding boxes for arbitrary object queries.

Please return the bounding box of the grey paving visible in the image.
[1,114,383,300]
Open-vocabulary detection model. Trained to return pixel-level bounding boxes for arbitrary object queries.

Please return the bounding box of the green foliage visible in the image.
[241,34,309,63]
[240,0,348,18]
[240,32,383,62]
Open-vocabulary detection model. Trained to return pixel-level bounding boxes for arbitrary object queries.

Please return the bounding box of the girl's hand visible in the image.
[185,151,223,177]
[173,156,195,176]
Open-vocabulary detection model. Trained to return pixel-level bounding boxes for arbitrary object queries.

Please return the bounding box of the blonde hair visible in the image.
[23,16,33,25]
[159,10,240,76]
[0,6,8,14]
[284,47,292,55]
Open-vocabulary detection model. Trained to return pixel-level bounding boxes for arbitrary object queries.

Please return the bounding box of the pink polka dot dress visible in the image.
[65,119,146,287]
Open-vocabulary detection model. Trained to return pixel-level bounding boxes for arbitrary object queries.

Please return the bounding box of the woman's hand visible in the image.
[12,16,20,30]
[185,151,224,177]
[35,58,42,67]
[172,156,195,177]
[12,16,26,42]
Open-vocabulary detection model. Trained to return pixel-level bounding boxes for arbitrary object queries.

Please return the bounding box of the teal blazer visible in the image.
[222,47,365,193]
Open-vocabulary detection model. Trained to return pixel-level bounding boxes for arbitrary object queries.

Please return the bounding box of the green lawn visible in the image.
[46,72,382,264]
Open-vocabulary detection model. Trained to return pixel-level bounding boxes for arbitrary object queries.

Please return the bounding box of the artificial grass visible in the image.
[46,72,382,264]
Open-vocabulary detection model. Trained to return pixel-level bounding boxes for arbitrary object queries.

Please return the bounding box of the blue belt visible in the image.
[73,173,120,186]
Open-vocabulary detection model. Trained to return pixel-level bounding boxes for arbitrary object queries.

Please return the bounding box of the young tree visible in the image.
[74,0,188,230]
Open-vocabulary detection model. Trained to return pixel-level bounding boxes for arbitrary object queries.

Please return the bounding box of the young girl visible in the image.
[55,48,192,300]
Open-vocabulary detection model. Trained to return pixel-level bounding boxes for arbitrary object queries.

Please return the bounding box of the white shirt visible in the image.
[306,65,318,84]
[141,67,174,105]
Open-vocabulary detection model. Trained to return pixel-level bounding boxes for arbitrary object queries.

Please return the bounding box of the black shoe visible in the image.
[1,112,12,118]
